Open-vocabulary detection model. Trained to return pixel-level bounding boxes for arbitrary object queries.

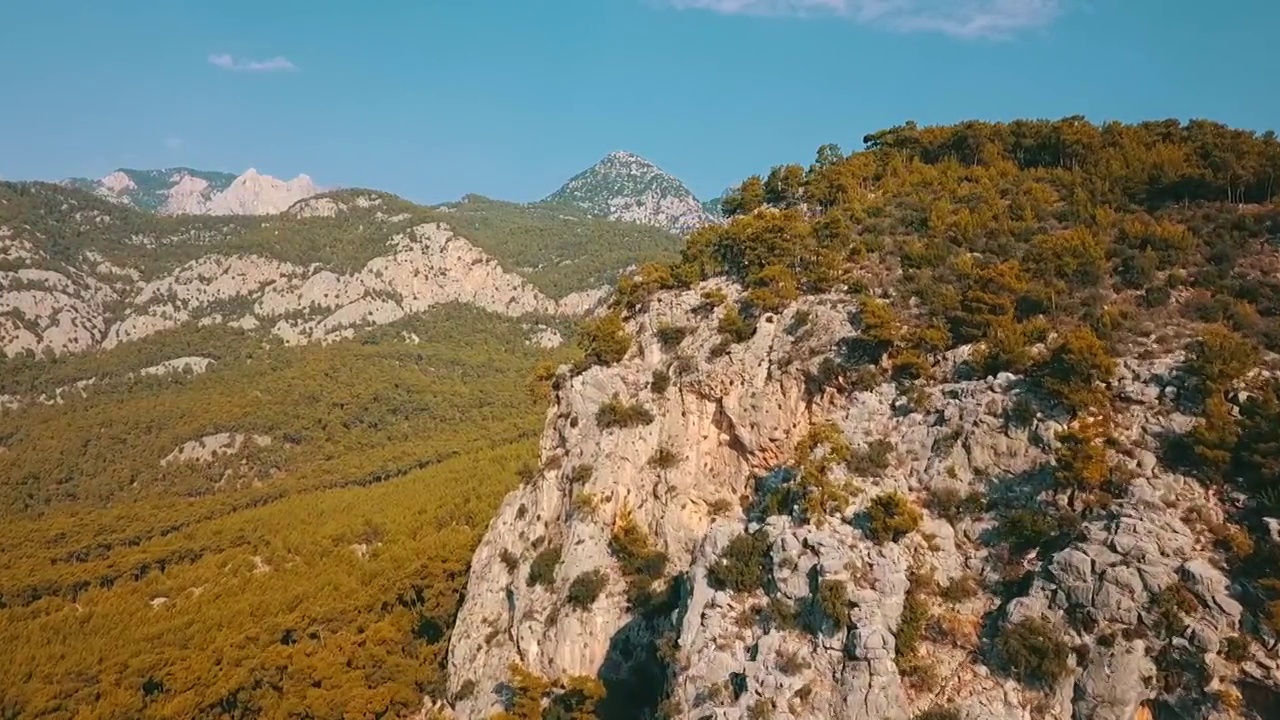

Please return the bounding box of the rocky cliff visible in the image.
[443,282,1280,720]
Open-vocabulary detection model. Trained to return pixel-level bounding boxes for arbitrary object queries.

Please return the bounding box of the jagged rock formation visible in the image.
[63,167,319,216]
[444,282,1280,720]
[542,151,718,236]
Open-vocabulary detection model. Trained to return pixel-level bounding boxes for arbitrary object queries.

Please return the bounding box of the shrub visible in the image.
[928,485,986,522]
[709,498,735,516]
[913,706,963,720]
[1151,584,1201,638]
[1223,634,1252,663]
[998,507,1081,556]
[609,510,670,611]
[847,438,895,477]
[866,492,923,543]
[895,573,931,662]
[708,531,771,594]
[567,569,608,610]
[654,323,692,351]
[890,349,933,383]
[650,368,671,394]
[527,545,563,587]
[1052,420,1116,506]
[648,444,682,469]
[571,491,598,518]
[567,464,594,485]
[776,649,810,676]
[1034,325,1116,414]
[939,572,982,603]
[1185,324,1259,393]
[575,312,633,370]
[996,618,1073,689]
[596,395,655,429]
[803,578,851,634]
[500,548,519,572]
[718,304,757,344]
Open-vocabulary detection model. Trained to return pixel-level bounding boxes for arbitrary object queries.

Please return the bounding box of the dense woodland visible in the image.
[0,305,576,719]
[5,116,1280,719]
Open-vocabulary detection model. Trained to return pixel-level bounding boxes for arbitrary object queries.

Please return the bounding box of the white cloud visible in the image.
[662,0,1066,38]
[164,137,184,150]
[207,53,297,72]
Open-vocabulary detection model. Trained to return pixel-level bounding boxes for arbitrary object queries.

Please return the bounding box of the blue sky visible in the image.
[0,0,1276,203]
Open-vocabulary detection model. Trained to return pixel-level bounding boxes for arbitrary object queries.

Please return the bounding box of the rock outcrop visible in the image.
[444,283,1280,720]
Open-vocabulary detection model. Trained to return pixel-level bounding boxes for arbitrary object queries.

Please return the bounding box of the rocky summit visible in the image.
[63,166,320,216]
[542,151,719,236]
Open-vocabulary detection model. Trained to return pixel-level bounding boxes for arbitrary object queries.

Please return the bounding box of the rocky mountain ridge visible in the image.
[442,282,1280,720]
[542,151,720,236]
[63,167,320,216]
[0,185,631,359]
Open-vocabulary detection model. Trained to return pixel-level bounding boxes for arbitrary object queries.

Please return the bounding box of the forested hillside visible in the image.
[0,304,578,718]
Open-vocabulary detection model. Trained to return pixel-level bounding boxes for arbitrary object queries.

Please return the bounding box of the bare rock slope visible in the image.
[444,283,1280,720]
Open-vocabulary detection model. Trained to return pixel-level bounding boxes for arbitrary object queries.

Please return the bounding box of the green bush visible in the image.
[596,395,656,429]
[928,485,986,522]
[650,368,671,394]
[500,548,519,572]
[609,512,670,611]
[803,578,851,634]
[527,545,563,587]
[866,492,923,543]
[718,304,757,344]
[575,312,633,371]
[998,507,1081,555]
[654,323,692,351]
[995,617,1073,689]
[568,464,594,485]
[708,531,772,594]
[847,439,895,477]
[913,706,963,720]
[648,444,682,469]
[567,569,608,610]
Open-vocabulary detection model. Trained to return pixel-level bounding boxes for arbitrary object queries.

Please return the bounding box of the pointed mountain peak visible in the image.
[541,151,718,236]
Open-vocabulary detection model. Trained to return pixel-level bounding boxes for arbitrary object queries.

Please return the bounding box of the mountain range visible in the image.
[58,151,723,236]
[64,167,320,216]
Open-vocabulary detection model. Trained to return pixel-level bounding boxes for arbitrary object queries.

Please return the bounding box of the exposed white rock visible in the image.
[203,169,318,215]
[138,356,216,377]
[161,433,271,466]
[444,282,1269,720]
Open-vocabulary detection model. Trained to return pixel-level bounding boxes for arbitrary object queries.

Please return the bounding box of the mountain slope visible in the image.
[541,151,718,236]
[63,167,319,216]
[0,183,682,359]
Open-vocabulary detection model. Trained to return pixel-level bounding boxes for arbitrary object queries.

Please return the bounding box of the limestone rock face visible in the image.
[444,282,1277,720]
[1,219,600,358]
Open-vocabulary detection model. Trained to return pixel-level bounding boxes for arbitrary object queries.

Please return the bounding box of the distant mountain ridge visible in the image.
[63,167,319,216]
[541,151,719,236]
